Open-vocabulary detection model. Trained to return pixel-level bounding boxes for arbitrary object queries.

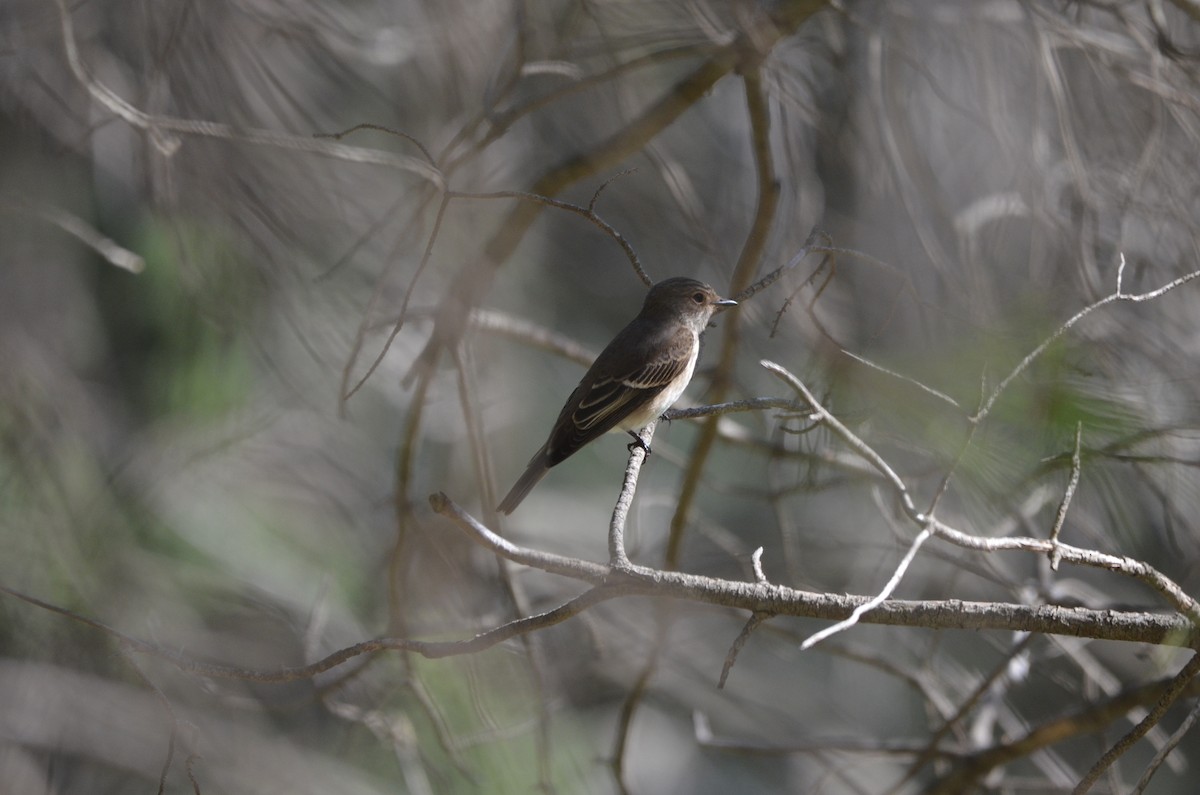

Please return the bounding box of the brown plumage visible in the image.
[497,277,736,514]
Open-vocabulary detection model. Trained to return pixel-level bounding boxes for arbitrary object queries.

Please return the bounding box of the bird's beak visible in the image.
[715,298,738,309]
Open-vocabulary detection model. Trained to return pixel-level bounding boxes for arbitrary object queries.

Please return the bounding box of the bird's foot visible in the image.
[626,430,651,456]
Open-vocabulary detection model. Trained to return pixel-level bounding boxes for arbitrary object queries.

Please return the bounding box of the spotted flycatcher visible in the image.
[497,277,737,514]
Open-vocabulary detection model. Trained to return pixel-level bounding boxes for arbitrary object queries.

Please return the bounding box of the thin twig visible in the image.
[925,665,1200,795]
[611,622,666,795]
[340,190,448,407]
[928,516,1200,626]
[751,547,768,584]
[1049,423,1084,570]
[1130,696,1200,794]
[735,228,831,302]
[973,257,1200,423]
[609,421,657,568]
[121,651,183,795]
[589,168,638,214]
[54,0,443,186]
[440,43,718,170]
[800,526,933,651]
[334,190,441,415]
[0,198,145,273]
[313,123,436,165]
[448,188,652,286]
[840,349,962,410]
[664,398,811,421]
[891,633,1038,792]
[717,548,773,688]
[769,251,838,339]
[719,612,770,688]
[760,360,1200,626]
[761,360,922,521]
[1072,652,1200,794]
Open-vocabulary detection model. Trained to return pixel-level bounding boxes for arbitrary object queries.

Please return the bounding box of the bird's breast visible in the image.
[615,331,700,432]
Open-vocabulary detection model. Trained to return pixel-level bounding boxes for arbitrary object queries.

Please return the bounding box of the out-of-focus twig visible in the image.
[1072,652,1200,794]
[53,0,443,187]
[1,197,144,274]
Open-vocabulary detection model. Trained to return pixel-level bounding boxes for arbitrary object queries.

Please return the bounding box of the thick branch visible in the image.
[666,61,783,568]
[429,496,1197,649]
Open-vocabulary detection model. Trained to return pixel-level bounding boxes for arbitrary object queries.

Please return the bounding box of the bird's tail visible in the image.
[497,454,550,514]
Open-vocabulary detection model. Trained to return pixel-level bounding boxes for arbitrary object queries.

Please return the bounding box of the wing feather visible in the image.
[544,325,695,464]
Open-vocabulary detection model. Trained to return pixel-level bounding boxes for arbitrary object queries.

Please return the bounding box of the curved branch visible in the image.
[666,61,782,568]
[53,0,443,187]
[427,496,1196,649]
[761,358,1200,626]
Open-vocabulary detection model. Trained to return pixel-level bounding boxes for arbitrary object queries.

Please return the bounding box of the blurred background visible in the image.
[3,1,1200,792]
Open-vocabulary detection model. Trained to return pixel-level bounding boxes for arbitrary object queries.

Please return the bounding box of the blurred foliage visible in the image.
[104,218,258,420]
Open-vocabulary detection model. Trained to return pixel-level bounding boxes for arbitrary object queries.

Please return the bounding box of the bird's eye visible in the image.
[692,292,705,304]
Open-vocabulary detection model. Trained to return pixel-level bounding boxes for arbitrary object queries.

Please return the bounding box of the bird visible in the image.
[497,277,737,514]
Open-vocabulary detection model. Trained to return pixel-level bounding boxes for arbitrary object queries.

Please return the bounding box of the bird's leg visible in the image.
[626,429,651,456]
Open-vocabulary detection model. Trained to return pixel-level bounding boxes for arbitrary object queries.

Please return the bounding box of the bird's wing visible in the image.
[540,325,694,465]
[570,325,693,434]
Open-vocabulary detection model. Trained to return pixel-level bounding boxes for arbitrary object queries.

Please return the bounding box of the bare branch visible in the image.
[0,197,144,274]
[429,494,611,582]
[751,547,768,585]
[313,123,437,165]
[1048,423,1084,570]
[1,581,620,681]
[890,634,1039,793]
[719,611,770,688]
[663,397,811,421]
[665,60,781,570]
[973,260,1200,424]
[439,43,720,171]
[469,308,596,365]
[448,188,652,286]
[799,526,933,651]
[926,662,1200,795]
[371,192,454,396]
[423,497,1196,648]
[762,359,922,521]
[760,350,1200,629]
[609,421,657,568]
[840,348,962,410]
[53,0,443,186]
[735,228,832,303]
[1131,696,1200,794]
[1073,652,1200,794]
[54,0,442,186]
[929,518,1200,626]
